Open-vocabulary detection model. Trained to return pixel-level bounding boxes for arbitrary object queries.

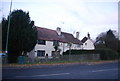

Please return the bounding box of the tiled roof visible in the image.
[61,32,82,44]
[81,37,88,43]
[36,27,58,41]
[36,27,82,45]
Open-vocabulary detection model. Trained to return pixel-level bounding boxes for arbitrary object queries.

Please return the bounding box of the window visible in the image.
[37,50,45,57]
[77,45,81,48]
[53,40,59,46]
[85,43,87,45]
[37,40,46,45]
[67,42,72,47]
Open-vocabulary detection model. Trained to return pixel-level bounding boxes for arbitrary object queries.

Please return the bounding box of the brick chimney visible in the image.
[76,32,79,39]
[87,32,90,39]
[56,27,61,36]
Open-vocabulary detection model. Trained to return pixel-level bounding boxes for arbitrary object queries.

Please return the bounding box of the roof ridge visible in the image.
[36,26,56,32]
[61,31,72,35]
[37,26,73,35]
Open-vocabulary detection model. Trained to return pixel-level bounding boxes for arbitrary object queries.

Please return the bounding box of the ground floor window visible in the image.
[37,50,45,57]
[77,44,81,48]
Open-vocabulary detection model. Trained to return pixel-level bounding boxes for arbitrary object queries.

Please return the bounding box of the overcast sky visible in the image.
[0,0,119,40]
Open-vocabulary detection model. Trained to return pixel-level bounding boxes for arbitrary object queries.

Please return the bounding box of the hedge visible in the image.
[63,48,118,60]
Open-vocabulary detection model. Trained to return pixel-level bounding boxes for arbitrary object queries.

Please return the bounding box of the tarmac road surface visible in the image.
[2,62,119,79]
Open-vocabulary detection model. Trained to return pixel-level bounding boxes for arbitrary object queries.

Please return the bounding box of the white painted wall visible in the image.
[35,41,55,57]
[59,42,82,54]
[29,41,83,57]
[59,42,69,54]
[71,44,82,50]
[82,39,95,50]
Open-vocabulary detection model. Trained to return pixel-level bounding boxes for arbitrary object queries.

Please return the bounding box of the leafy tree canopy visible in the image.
[95,29,119,52]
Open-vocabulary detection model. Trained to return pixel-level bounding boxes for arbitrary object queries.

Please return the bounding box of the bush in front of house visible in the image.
[95,48,118,60]
[63,50,96,55]
[63,48,118,60]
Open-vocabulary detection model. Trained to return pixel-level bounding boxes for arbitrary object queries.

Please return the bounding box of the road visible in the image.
[2,62,119,79]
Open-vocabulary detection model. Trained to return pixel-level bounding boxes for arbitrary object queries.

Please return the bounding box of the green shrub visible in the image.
[63,50,95,55]
[63,48,118,60]
[95,48,118,60]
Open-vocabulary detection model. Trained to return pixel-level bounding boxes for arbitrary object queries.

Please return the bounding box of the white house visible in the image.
[28,27,83,58]
[81,33,95,50]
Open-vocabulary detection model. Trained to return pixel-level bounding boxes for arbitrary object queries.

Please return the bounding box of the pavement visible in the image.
[2,61,119,79]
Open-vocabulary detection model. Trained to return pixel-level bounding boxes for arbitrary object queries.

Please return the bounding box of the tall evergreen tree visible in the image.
[105,30,117,51]
[2,10,37,63]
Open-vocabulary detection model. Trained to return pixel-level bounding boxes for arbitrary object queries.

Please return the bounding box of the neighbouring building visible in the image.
[81,33,95,50]
[28,27,83,58]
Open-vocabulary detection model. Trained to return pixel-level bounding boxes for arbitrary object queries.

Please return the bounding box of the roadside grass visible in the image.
[23,59,118,64]
[2,59,118,67]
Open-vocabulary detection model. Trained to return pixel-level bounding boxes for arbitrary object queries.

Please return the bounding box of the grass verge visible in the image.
[2,60,118,68]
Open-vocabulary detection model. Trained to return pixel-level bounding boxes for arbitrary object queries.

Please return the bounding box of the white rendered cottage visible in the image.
[81,33,95,50]
[28,27,83,58]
